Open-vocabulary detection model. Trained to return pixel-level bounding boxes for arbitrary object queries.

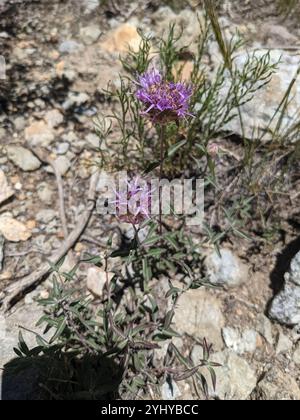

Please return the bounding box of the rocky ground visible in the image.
[0,0,300,400]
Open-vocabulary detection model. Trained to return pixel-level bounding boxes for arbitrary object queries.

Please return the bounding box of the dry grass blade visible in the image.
[204,0,231,70]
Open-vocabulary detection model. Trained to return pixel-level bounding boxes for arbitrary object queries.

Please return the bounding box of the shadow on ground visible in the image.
[1,351,122,400]
[270,236,300,295]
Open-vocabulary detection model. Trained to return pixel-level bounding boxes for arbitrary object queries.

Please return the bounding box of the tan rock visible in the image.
[253,366,300,400]
[0,170,14,205]
[44,109,64,128]
[173,287,225,350]
[56,61,65,76]
[100,24,141,53]
[26,220,37,230]
[0,216,32,242]
[74,242,86,253]
[173,61,194,81]
[25,120,55,147]
[87,266,115,297]
[0,271,12,281]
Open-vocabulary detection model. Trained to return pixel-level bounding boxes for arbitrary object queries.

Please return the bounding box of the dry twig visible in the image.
[0,171,100,313]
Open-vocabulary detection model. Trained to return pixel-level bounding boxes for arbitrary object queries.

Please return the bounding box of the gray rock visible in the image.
[62,92,90,110]
[37,182,54,205]
[46,156,71,177]
[205,249,248,288]
[86,133,100,149]
[0,235,4,272]
[252,366,300,400]
[0,169,14,205]
[204,350,257,400]
[0,301,48,400]
[286,252,300,286]
[6,146,41,172]
[223,50,300,140]
[173,287,225,350]
[13,116,26,131]
[83,0,99,14]
[25,120,55,147]
[293,343,300,366]
[55,142,69,155]
[44,109,64,128]
[269,252,300,326]
[59,40,81,54]
[256,314,273,346]
[0,302,44,369]
[80,25,101,45]
[276,332,293,355]
[161,379,181,400]
[36,209,57,224]
[222,327,258,355]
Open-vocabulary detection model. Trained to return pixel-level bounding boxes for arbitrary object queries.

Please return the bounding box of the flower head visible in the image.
[207,143,220,157]
[112,176,152,225]
[136,68,193,124]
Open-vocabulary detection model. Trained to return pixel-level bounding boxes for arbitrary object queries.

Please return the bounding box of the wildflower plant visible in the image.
[135,68,193,123]
[111,175,153,242]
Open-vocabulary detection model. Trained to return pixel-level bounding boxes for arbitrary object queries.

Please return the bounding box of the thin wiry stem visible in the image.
[159,125,166,235]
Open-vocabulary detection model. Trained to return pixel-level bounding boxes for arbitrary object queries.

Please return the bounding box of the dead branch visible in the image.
[0,171,100,313]
[30,147,69,238]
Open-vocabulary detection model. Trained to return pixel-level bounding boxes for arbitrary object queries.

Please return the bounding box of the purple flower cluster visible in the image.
[136,68,193,123]
[112,176,152,225]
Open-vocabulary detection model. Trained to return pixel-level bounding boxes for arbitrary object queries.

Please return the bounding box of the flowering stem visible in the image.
[159,125,166,235]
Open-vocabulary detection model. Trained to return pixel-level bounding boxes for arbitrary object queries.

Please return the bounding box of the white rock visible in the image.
[173,287,225,350]
[63,92,90,110]
[0,315,6,341]
[0,235,4,272]
[222,327,258,355]
[161,379,181,400]
[256,314,273,346]
[6,145,41,172]
[46,156,71,177]
[276,332,293,355]
[13,116,26,131]
[223,50,300,140]
[45,109,64,128]
[207,350,257,400]
[37,182,54,205]
[86,133,100,148]
[0,216,32,242]
[36,209,57,224]
[80,25,101,45]
[205,249,248,288]
[59,39,82,54]
[293,343,300,365]
[87,267,114,297]
[55,142,69,155]
[269,251,300,326]
[0,169,14,205]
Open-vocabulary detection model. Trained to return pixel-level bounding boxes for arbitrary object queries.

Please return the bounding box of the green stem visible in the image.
[159,125,166,236]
